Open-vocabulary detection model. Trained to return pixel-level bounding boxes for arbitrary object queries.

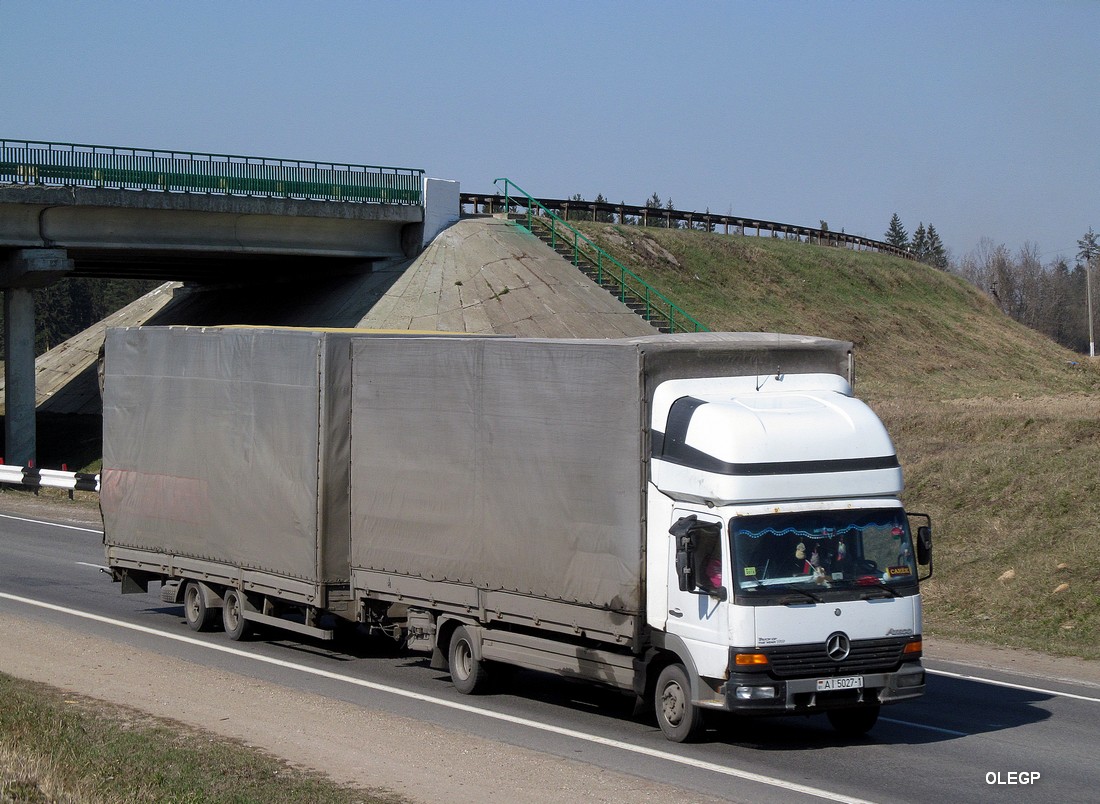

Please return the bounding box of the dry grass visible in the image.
[0,674,405,804]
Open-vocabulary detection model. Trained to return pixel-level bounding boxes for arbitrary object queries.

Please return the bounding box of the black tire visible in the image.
[221,589,253,642]
[183,582,216,632]
[654,663,704,742]
[448,625,489,694]
[827,705,880,736]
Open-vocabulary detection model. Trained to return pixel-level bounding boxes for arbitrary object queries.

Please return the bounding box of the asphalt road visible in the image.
[2,509,1098,803]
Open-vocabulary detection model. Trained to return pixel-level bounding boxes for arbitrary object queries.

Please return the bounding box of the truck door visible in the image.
[666,509,728,654]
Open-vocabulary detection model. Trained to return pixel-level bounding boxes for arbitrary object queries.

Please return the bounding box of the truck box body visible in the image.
[103,328,851,627]
[101,326,353,604]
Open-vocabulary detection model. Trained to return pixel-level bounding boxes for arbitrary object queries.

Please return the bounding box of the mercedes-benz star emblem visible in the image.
[826,632,851,662]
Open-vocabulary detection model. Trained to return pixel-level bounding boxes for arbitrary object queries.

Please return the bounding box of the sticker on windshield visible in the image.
[887,565,912,577]
[743,566,757,577]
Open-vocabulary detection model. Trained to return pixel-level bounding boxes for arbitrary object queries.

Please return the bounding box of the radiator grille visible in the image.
[766,636,909,678]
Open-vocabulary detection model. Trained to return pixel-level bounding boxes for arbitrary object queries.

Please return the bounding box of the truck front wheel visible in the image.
[183,582,216,632]
[654,663,704,742]
[827,705,880,736]
[448,625,489,694]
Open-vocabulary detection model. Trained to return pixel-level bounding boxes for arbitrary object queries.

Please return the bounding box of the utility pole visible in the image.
[1088,256,1096,358]
[1078,228,1099,358]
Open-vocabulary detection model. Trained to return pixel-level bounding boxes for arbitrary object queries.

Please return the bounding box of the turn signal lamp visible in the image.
[903,638,923,656]
[734,652,769,666]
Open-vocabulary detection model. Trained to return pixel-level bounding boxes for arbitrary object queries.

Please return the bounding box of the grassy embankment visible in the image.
[571,220,1100,660]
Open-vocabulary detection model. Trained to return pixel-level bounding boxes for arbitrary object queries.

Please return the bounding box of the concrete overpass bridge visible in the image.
[1,141,695,470]
[0,139,457,465]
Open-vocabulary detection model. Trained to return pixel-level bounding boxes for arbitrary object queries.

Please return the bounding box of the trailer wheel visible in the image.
[654,663,704,742]
[221,589,253,642]
[827,705,880,737]
[448,625,488,694]
[183,582,216,632]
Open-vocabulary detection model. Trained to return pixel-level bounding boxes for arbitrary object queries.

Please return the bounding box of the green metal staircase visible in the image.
[494,179,708,334]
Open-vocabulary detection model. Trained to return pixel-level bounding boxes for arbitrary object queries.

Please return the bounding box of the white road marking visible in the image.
[0,512,103,535]
[878,717,968,737]
[927,668,1100,704]
[0,591,874,804]
[75,562,108,570]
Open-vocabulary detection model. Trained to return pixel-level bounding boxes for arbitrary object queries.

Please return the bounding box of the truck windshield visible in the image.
[730,509,918,600]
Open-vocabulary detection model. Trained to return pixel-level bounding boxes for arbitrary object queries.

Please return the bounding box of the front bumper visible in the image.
[710,660,925,713]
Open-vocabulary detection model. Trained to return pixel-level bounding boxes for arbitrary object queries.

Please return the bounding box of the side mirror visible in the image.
[916,525,932,566]
[907,512,934,581]
[671,514,726,596]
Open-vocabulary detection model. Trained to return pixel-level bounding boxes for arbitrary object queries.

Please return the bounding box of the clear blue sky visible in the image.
[2,0,1096,264]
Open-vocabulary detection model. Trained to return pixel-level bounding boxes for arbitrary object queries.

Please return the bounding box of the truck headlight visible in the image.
[735,685,777,700]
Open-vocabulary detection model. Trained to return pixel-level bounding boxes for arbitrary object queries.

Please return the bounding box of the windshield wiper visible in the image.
[757,584,823,604]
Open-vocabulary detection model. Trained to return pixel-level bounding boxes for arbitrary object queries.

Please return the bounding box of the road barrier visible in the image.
[1,138,424,205]
[0,464,100,495]
[461,192,913,259]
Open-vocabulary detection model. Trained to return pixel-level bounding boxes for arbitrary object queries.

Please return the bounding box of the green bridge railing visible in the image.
[0,139,423,204]
[494,178,708,334]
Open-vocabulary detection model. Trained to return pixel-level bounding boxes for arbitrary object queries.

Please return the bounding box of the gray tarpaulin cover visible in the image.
[101,326,851,612]
[349,337,648,612]
[101,326,352,584]
[346,333,850,613]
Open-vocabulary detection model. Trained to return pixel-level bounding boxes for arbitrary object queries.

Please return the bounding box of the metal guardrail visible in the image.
[494,178,708,334]
[461,192,913,260]
[0,139,424,205]
[0,464,100,494]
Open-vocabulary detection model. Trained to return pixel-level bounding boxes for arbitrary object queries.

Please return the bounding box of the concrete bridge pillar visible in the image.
[1,248,73,466]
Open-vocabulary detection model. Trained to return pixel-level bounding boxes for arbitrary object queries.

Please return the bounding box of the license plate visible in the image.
[816,675,864,691]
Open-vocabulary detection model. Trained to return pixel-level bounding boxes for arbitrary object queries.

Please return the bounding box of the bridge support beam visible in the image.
[1,248,72,466]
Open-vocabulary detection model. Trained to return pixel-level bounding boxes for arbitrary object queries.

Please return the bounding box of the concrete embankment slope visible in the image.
[355,216,657,337]
[8,217,656,417]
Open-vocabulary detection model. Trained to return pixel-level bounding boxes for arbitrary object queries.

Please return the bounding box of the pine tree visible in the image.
[911,223,928,261]
[885,214,909,249]
[925,224,948,269]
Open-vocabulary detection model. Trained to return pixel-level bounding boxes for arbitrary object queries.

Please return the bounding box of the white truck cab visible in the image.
[645,372,930,739]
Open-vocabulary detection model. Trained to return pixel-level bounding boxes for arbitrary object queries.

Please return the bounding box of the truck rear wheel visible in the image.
[221,589,253,642]
[183,582,216,632]
[827,705,880,736]
[448,625,488,694]
[655,663,704,742]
